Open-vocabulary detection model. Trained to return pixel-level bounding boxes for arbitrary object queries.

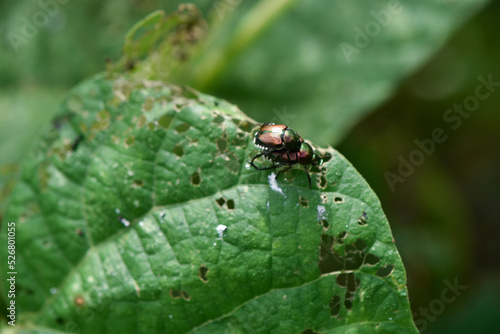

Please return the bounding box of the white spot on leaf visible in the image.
[120,217,130,227]
[216,224,227,239]
[317,205,327,220]
[268,172,285,196]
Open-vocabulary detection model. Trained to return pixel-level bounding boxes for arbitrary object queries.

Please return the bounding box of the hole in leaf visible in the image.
[182,291,190,301]
[344,291,355,310]
[231,132,247,147]
[321,194,328,204]
[55,317,65,325]
[190,170,201,186]
[213,114,225,124]
[336,273,348,288]
[71,134,84,151]
[334,197,344,204]
[319,219,329,230]
[136,115,146,128]
[329,295,341,317]
[224,153,240,174]
[216,197,225,207]
[336,231,347,244]
[337,273,360,311]
[181,88,197,99]
[170,289,182,298]
[345,242,356,252]
[319,234,337,274]
[124,135,135,148]
[346,252,364,270]
[132,179,145,188]
[142,97,154,111]
[358,212,368,226]
[125,60,136,71]
[347,273,360,292]
[376,264,395,278]
[26,288,34,296]
[173,144,184,157]
[322,153,333,163]
[158,114,174,129]
[302,329,319,334]
[365,254,380,265]
[235,120,253,133]
[310,164,321,174]
[216,138,227,152]
[214,101,219,107]
[227,199,235,210]
[175,123,191,133]
[354,239,367,251]
[320,236,380,274]
[299,196,309,208]
[199,265,209,282]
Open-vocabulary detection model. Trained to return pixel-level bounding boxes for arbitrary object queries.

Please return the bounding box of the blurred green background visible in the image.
[1,0,499,332]
[338,3,500,331]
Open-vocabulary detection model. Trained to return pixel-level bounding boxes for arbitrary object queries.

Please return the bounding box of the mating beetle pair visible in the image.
[250,123,323,188]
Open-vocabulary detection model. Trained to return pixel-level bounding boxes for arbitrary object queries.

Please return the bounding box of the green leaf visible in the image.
[1,74,417,333]
[177,0,490,145]
[113,4,208,77]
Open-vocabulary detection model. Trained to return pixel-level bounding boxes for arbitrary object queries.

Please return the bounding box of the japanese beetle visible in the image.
[254,123,303,152]
[250,141,323,189]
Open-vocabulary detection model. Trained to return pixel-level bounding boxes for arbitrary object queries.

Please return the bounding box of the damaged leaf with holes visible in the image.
[110,4,208,80]
[0,72,418,333]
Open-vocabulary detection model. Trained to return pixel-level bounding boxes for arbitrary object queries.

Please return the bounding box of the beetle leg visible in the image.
[250,153,280,170]
[303,165,312,189]
[249,152,266,170]
[276,165,292,180]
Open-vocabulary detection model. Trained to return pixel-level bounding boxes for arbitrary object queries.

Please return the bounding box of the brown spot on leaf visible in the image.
[74,295,85,307]
[124,135,135,148]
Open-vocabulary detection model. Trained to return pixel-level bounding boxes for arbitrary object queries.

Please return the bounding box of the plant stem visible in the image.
[191,0,297,90]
